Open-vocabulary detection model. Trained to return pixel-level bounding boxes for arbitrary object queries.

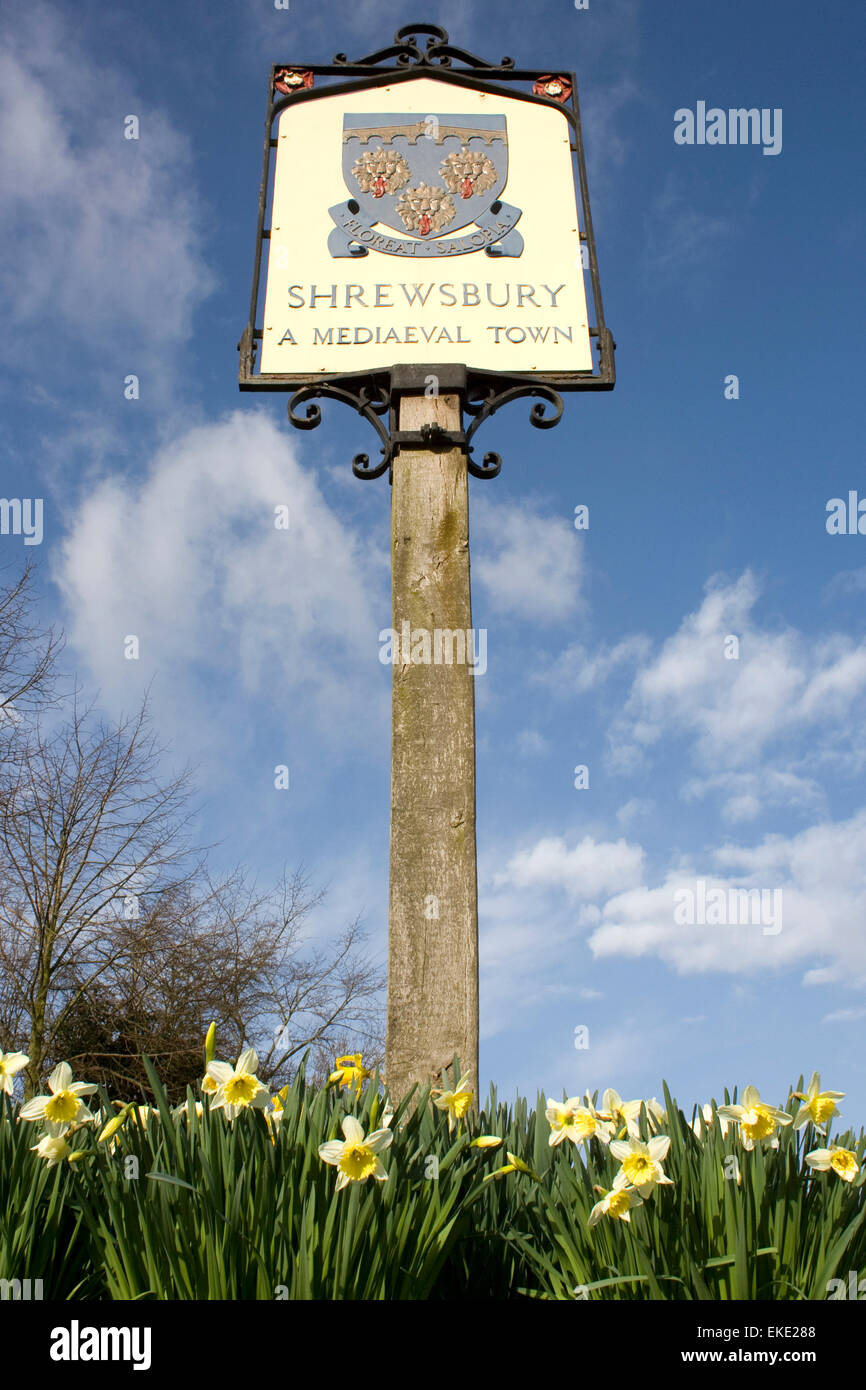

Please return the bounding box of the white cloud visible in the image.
[682,769,825,824]
[471,497,584,624]
[821,1006,866,1024]
[642,173,735,281]
[822,567,866,599]
[494,833,645,900]
[537,635,651,694]
[516,729,550,757]
[609,571,866,778]
[54,410,388,748]
[617,797,655,827]
[588,811,866,986]
[0,5,213,381]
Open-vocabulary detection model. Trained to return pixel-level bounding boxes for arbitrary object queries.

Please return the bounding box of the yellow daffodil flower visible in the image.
[327,1053,372,1098]
[545,1094,614,1147]
[18,1062,97,1127]
[0,1049,29,1096]
[588,1172,644,1226]
[206,1048,270,1120]
[805,1144,860,1183]
[432,1071,473,1134]
[609,1134,674,1197]
[792,1073,845,1134]
[470,1135,503,1149]
[718,1086,792,1151]
[318,1114,393,1191]
[204,1021,217,1066]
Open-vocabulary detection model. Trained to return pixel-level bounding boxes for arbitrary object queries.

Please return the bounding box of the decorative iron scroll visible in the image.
[286,376,565,483]
[333,23,515,74]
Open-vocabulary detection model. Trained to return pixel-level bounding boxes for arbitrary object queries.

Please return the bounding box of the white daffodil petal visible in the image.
[18,1097,49,1120]
[0,1051,28,1073]
[48,1062,73,1093]
[236,1048,259,1075]
[206,1062,234,1084]
[648,1135,671,1161]
[341,1115,365,1144]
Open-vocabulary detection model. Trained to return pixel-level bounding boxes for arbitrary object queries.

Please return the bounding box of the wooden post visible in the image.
[385,388,479,1102]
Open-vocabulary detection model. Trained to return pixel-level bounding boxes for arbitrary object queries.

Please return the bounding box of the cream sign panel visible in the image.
[259,77,593,375]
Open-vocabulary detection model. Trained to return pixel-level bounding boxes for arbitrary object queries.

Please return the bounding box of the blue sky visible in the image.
[1,0,864,1124]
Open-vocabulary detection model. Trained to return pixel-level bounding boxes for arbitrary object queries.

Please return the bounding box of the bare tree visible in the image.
[0,559,62,755]
[0,567,385,1099]
[205,867,384,1086]
[44,869,384,1099]
[0,693,198,1095]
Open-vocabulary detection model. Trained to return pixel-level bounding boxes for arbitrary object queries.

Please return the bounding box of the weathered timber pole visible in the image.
[386,389,479,1101]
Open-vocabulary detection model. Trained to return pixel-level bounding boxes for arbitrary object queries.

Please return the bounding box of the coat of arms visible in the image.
[328,114,524,259]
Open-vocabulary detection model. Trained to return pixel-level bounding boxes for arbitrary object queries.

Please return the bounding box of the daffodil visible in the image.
[792,1073,845,1134]
[470,1135,503,1149]
[588,1171,644,1226]
[327,1053,372,1098]
[0,1049,29,1096]
[261,1086,290,1140]
[318,1114,393,1191]
[645,1097,667,1128]
[545,1095,614,1147]
[18,1062,97,1127]
[601,1089,644,1138]
[98,1104,136,1145]
[31,1132,73,1166]
[718,1086,792,1151]
[482,1151,541,1182]
[206,1048,270,1120]
[609,1134,674,1197]
[692,1102,731,1138]
[805,1144,861,1183]
[172,1099,205,1123]
[204,1021,217,1067]
[432,1071,473,1134]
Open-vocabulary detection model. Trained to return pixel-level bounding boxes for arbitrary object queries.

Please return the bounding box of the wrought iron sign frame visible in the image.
[238,22,615,480]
